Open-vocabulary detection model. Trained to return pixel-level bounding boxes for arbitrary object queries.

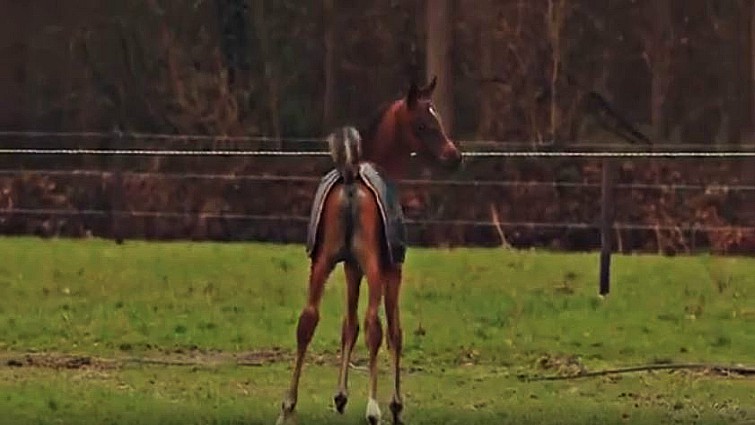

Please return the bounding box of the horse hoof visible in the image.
[366,398,381,425]
[275,411,295,425]
[389,400,404,424]
[276,397,297,425]
[333,392,348,414]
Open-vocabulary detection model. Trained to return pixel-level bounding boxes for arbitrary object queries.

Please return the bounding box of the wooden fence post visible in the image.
[599,157,616,296]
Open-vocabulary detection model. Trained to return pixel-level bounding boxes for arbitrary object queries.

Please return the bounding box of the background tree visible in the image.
[250,0,281,143]
[425,0,455,136]
[475,0,496,139]
[4,0,753,145]
[322,0,337,133]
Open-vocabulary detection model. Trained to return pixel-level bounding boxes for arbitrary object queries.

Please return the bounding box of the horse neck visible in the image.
[362,101,412,181]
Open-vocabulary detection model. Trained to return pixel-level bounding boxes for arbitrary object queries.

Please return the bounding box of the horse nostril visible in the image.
[453,153,463,168]
[444,150,462,170]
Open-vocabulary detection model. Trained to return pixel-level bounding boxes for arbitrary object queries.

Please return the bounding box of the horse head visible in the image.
[399,76,462,171]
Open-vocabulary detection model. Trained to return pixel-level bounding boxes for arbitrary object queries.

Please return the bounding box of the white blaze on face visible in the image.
[428,104,442,124]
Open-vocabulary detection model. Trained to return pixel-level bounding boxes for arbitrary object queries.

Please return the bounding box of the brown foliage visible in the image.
[2,152,753,255]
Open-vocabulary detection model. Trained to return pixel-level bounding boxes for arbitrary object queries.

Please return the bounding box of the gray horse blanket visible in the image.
[305,162,406,265]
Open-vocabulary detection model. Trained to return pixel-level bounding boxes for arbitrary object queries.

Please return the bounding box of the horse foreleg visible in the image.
[384,265,404,425]
[334,260,362,414]
[363,260,385,425]
[276,256,334,425]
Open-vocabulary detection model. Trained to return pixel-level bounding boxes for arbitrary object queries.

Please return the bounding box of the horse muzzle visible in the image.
[439,146,463,171]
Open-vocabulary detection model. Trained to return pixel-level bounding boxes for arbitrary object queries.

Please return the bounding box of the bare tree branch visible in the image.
[520,363,755,382]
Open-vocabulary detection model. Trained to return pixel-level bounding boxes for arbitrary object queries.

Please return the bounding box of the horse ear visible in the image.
[422,75,437,96]
[406,80,420,109]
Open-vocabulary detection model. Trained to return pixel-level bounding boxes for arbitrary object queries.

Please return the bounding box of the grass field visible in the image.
[0,237,753,425]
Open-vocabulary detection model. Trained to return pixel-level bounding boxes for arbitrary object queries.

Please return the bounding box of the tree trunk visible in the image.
[322,0,337,133]
[644,0,672,144]
[215,0,250,88]
[476,0,495,139]
[752,0,755,136]
[546,0,568,145]
[746,0,755,140]
[650,69,667,143]
[251,0,281,144]
[745,0,755,186]
[425,0,454,136]
[725,0,750,144]
[400,0,422,84]
[0,1,30,129]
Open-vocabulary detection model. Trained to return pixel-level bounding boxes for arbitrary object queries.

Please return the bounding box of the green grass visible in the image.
[0,237,753,424]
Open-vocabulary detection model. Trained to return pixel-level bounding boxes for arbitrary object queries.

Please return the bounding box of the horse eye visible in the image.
[417,123,426,132]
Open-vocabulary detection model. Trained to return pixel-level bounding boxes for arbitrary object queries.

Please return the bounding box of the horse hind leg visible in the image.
[276,254,335,425]
[277,189,346,424]
[333,260,362,414]
[362,258,385,425]
[350,183,390,425]
[384,265,404,425]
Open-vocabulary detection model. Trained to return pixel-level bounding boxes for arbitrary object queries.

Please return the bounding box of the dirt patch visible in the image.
[235,347,293,366]
[5,353,117,371]
[1,348,367,371]
[127,346,297,367]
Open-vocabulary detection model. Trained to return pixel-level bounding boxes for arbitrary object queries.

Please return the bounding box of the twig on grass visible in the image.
[519,363,755,382]
[122,357,207,367]
[348,361,368,372]
[490,203,512,249]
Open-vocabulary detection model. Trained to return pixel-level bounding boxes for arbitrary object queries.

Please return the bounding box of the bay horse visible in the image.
[276,77,462,425]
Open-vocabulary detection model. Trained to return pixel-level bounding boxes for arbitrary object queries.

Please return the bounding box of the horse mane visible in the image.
[358,100,395,144]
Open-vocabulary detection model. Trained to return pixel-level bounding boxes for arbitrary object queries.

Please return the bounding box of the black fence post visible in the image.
[110,127,124,244]
[599,157,616,296]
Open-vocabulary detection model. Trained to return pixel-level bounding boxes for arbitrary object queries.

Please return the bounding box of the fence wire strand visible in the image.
[2,208,754,233]
[3,147,755,158]
[1,169,755,192]
[4,130,755,151]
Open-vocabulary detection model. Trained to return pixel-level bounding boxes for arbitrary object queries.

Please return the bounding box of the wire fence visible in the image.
[1,130,755,254]
[4,207,755,234]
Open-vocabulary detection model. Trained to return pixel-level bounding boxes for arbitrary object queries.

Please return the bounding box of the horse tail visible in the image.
[326,126,363,257]
[327,126,362,184]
